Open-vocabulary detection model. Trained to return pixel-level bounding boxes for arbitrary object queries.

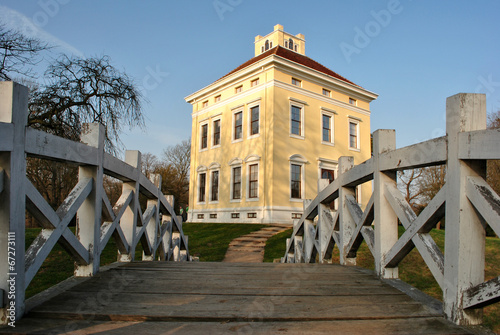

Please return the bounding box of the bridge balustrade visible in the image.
[283,93,500,326]
[0,82,190,324]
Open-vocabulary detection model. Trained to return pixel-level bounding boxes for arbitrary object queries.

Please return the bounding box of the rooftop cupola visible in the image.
[254,24,305,56]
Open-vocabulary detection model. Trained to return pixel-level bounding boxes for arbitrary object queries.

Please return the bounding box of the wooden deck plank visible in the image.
[0,262,478,334]
[5,317,473,335]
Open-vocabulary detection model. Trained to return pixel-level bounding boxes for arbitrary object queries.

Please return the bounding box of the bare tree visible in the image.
[163,139,191,183]
[161,139,191,213]
[0,23,51,80]
[417,165,446,204]
[141,152,159,179]
[398,169,425,214]
[28,54,145,154]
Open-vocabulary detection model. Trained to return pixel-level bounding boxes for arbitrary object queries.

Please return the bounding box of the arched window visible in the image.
[288,38,294,50]
[265,40,269,51]
[285,40,288,48]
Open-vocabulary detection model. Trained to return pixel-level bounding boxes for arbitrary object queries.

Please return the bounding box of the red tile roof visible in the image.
[219,45,360,88]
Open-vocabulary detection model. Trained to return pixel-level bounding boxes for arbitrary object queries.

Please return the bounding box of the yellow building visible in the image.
[185,24,378,224]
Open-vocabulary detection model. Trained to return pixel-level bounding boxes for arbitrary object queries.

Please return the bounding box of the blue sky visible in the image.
[1,0,499,158]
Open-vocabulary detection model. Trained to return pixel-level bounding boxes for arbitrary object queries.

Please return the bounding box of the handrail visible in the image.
[282,93,500,326]
[0,82,190,325]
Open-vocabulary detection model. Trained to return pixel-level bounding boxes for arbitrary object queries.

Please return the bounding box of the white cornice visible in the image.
[273,80,371,117]
[185,53,378,105]
[191,79,371,119]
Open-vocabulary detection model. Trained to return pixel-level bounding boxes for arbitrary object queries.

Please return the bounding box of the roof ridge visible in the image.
[217,45,360,88]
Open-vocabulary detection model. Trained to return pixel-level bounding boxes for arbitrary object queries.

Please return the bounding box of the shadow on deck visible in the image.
[0,262,488,335]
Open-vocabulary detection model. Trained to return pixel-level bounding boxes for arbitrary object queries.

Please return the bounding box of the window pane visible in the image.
[249,164,258,198]
[201,124,208,149]
[199,173,206,202]
[291,106,301,136]
[322,115,331,142]
[213,120,220,146]
[233,167,241,199]
[349,122,357,148]
[234,112,242,139]
[211,171,219,201]
[291,164,301,199]
[251,106,259,135]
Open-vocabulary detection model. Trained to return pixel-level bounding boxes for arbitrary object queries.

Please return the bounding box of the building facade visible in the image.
[185,25,378,224]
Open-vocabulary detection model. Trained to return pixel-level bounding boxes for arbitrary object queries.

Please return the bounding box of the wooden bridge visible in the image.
[0,82,499,334]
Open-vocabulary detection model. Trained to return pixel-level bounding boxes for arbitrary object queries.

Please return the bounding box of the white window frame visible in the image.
[318,158,338,209]
[196,166,207,204]
[291,77,302,87]
[211,117,221,148]
[349,97,357,106]
[289,154,308,201]
[199,121,209,152]
[321,109,336,146]
[251,78,259,87]
[348,118,360,152]
[322,88,331,97]
[232,108,244,143]
[229,158,243,202]
[208,163,221,204]
[245,154,261,202]
[289,101,305,140]
[247,101,260,139]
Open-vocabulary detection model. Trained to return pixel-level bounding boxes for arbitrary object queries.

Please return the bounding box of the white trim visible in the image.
[190,79,371,120]
[199,121,209,152]
[208,162,221,170]
[317,158,338,208]
[289,97,309,106]
[185,54,378,108]
[247,101,261,139]
[196,165,207,173]
[275,80,371,117]
[348,118,361,152]
[211,117,221,149]
[228,157,243,166]
[290,156,306,201]
[289,101,305,140]
[246,162,260,201]
[197,171,207,204]
[208,169,220,204]
[232,108,244,143]
[321,109,335,146]
[230,164,243,202]
[289,154,308,164]
[244,154,261,163]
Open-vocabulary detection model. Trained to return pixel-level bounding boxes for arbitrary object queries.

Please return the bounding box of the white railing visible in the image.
[0,82,190,324]
[282,93,500,326]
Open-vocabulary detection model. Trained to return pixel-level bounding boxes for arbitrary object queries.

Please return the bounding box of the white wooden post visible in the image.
[443,93,486,325]
[0,82,28,324]
[143,174,161,261]
[118,150,141,262]
[317,178,334,263]
[338,156,357,266]
[373,129,399,279]
[75,124,104,276]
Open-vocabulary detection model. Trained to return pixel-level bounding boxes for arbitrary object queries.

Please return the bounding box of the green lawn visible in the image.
[182,222,266,261]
